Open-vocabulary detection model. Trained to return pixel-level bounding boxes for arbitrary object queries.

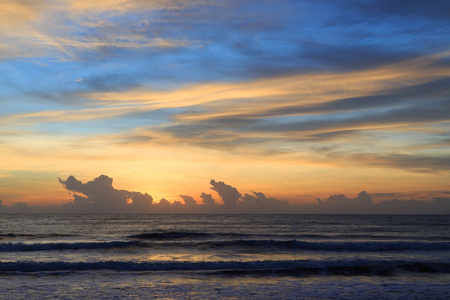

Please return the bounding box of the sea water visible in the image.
[0,214,449,299]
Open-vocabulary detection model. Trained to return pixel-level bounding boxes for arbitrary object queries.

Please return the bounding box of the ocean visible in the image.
[0,214,449,299]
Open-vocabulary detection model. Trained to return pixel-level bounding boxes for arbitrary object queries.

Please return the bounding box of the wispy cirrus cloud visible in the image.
[73,53,448,172]
[1,51,449,176]
[350,153,450,173]
[0,0,204,61]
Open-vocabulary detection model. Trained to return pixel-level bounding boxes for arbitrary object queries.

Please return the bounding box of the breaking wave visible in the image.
[1,259,449,275]
[0,233,75,241]
[0,241,140,252]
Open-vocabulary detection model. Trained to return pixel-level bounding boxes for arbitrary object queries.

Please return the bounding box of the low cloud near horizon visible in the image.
[1,175,449,214]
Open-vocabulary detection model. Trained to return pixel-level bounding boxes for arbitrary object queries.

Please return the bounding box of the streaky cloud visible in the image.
[350,153,450,173]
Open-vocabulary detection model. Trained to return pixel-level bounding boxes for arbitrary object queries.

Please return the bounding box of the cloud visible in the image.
[2,52,448,178]
[209,180,241,210]
[0,0,197,61]
[371,191,450,202]
[1,175,449,214]
[159,73,450,137]
[252,77,450,119]
[200,192,217,206]
[1,106,141,126]
[179,195,197,206]
[68,0,221,13]
[315,191,374,214]
[350,153,450,173]
[301,191,450,214]
[240,191,290,214]
[73,53,441,172]
[4,0,447,78]
[1,1,449,215]
[0,0,47,27]
[351,0,450,22]
[58,175,153,213]
[164,98,449,139]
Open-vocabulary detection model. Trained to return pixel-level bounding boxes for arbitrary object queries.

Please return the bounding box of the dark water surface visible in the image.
[1,214,449,299]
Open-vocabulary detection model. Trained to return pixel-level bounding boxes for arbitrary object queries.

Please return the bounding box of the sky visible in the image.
[0,0,449,210]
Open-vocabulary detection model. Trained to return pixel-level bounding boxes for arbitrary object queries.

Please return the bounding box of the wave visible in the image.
[1,259,449,276]
[129,231,212,240]
[197,240,450,251]
[128,231,248,240]
[314,234,450,241]
[2,239,450,252]
[0,241,140,252]
[127,231,450,242]
[0,233,75,241]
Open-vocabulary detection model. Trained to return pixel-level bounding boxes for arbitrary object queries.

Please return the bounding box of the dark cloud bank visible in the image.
[1,175,449,214]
